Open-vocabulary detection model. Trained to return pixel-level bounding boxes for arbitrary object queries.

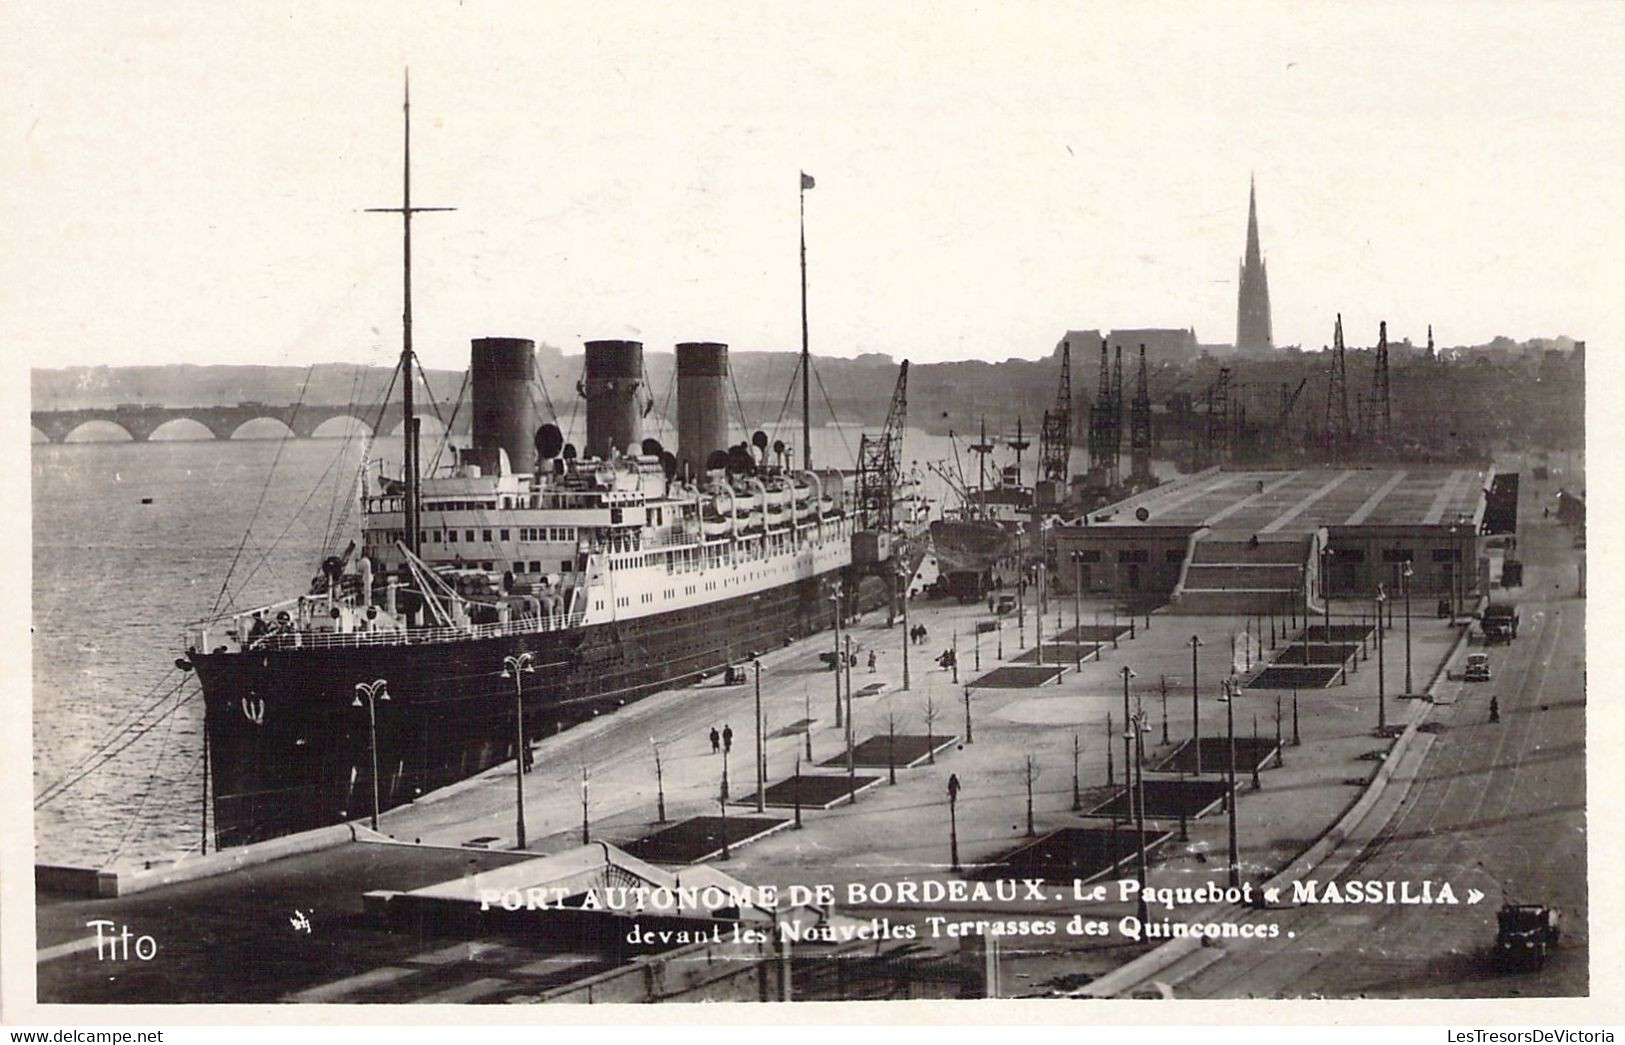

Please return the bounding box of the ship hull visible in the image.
[928,518,1018,572]
[193,571,880,848]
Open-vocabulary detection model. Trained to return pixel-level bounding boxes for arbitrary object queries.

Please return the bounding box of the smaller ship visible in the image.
[926,418,1038,571]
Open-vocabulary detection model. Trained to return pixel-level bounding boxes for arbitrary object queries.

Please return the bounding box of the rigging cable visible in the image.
[35,681,195,810]
[34,671,188,803]
[728,363,753,442]
[812,363,854,466]
[321,362,375,558]
[767,356,801,453]
[423,370,470,478]
[103,682,193,866]
[222,441,361,612]
[208,365,316,617]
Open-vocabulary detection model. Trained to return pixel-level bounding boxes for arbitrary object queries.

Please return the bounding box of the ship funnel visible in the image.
[469,337,538,476]
[676,341,729,478]
[583,340,644,459]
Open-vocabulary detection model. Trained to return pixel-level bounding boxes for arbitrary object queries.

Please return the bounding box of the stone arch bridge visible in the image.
[31,401,473,443]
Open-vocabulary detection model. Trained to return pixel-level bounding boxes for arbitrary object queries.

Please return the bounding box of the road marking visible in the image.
[408,940,501,966]
[285,966,418,1002]
[414,976,512,1003]
[511,955,600,977]
[36,935,101,964]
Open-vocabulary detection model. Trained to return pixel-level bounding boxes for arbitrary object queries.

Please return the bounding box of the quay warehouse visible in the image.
[1051,465,1493,614]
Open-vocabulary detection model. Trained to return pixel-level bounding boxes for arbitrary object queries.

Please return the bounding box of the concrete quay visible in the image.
[38,565,1474,1002]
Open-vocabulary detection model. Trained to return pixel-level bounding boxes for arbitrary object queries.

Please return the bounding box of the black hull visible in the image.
[192,572,885,848]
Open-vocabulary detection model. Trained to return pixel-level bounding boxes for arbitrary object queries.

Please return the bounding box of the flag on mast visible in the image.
[801,171,815,190]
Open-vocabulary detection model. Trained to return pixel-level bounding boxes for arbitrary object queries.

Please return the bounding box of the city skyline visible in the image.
[4,4,1621,374]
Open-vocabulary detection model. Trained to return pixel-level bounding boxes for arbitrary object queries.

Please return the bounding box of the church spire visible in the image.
[1245,176,1263,268]
[1236,175,1273,352]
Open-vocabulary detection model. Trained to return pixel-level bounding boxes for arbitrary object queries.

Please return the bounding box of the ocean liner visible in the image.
[182,92,868,848]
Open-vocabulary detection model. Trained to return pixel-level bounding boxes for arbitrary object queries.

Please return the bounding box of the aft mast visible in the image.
[800,171,815,471]
[366,72,454,559]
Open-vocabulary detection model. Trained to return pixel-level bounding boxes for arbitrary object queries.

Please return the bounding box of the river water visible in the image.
[30,422,1024,867]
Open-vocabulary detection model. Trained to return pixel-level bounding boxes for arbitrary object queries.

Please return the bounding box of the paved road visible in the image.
[1181,469,1586,999]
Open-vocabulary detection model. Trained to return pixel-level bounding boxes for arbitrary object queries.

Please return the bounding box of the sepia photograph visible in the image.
[5,0,1615,1023]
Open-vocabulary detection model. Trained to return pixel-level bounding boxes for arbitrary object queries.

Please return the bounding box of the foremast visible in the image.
[366,71,454,560]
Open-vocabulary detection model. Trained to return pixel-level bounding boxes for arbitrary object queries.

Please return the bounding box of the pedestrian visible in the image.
[722,724,734,754]
[522,738,535,773]
[710,726,721,754]
[868,650,877,673]
[1489,695,1500,723]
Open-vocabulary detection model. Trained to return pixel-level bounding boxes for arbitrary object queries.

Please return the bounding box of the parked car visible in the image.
[1496,904,1561,968]
[1482,601,1521,642]
[1464,652,1492,681]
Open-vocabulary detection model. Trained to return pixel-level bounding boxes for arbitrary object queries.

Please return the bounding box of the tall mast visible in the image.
[367,72,454,560]
[800,172,814,470]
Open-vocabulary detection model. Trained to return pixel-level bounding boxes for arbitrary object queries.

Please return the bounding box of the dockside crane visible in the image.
[1372,320,1392,444]
[1085,338,1115,487]
[855,359,909,532]
[1274,376,1309,453]
[1325,313,1352,457]
[1129,344,1154,483]
[1040,338,1075,494]
[1110,344,1126,472]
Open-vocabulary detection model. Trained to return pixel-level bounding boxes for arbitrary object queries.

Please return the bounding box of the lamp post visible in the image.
[947,773,962,872]
[1072,552,1083,664]
[1018,568,1026,648]
[1224,678,1239,889]
[832,586,844,728]
[803,682,814,760]
[1119,665,1137,823]
[899,568,911,692]
[1402,560,1414,693]
[753,660,766,813]
[1036,587,1044,666]
[1071,732,1082,811]
[651,738,667,823]
[580,766,590,846]
[1160,674,1170,745]
[1128,710,1152,923]
[844,635,856,801]
[352,678,390,832]
[1188,635,1204,775]
[501,653,535,849]
[963,686,974,745]
[792,751,803,829]
[1376,585,1388,732]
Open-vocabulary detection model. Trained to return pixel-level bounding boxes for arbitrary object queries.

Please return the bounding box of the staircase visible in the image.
[1168,533,1311,615]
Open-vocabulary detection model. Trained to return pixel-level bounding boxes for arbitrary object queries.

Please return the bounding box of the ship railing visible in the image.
[194,608,587,654]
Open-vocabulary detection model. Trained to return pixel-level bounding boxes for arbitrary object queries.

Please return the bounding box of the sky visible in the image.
[4,1,1624,373]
